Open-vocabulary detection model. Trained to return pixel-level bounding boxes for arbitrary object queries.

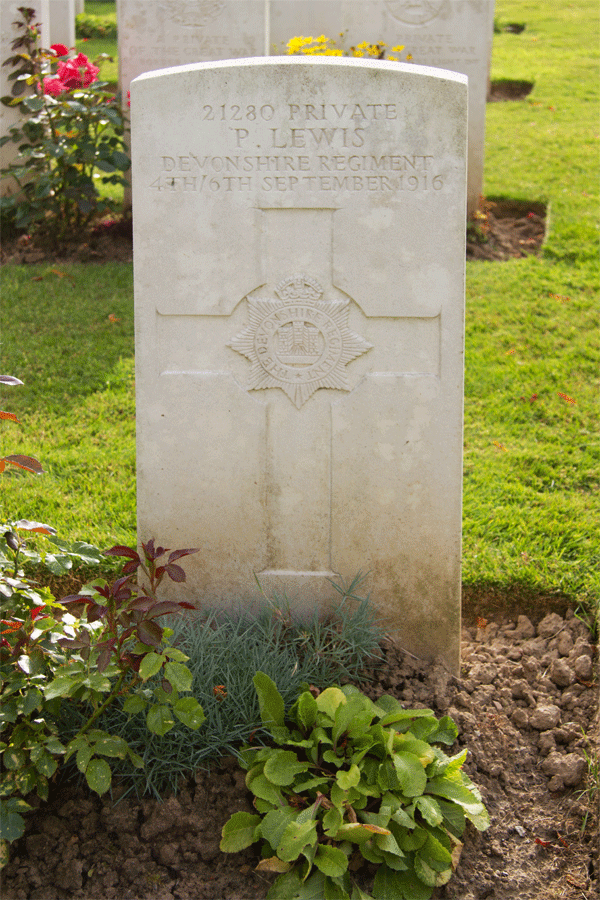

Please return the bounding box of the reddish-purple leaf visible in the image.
[147,601,184,618]
[110,575,134,602]
[167,548,199,564]
[165,563,186,583]
[87,604,108,623]
[161,678,173,695]
[137,619,163,648]
[177,602,196,610]
[2,455,43,474]
[61,593,92,606]
[0,376,24,386]
[14,519,57,535]
[121,559,139,575]
[128,596,155,612]
[97,649,112,673]
[104,545,140,561]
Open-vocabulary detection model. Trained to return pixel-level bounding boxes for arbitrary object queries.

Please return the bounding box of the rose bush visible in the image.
[0,7,130,247]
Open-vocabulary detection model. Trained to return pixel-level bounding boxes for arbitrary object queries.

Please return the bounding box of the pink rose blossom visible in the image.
[43,76,67,96]
[57,53,99,89]
[50,43,69,57]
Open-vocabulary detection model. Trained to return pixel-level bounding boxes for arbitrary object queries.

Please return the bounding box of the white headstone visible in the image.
[0,0,49,196]
[48,0,76,50]
[117,0,267,100]
[270,0,495,216]
[132,57,466,672]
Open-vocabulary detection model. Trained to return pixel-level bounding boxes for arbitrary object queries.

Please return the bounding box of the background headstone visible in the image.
[0,0,49,196]
[48,0,76,50]
[132,57,466,672]
[270,0,495,216]
[117,0,268,100]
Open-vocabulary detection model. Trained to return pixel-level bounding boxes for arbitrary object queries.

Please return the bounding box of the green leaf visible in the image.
[294,691,318,730]
[20,687,43,716]
[220,810,261,851]
[30,746,57,777]
[3,748,25,770]
[93,736,128,758]
[253,671,285,729]
[246,770,284,807]
[265,869,304,899]
[111,149,131,171]
[127,749,145,769]
[373,863,404,900]
[85,757,111,795]
[314,844,348,877]
[76,745,94,774]
[418,831,453,871]
[393,752,427,797]
[393,868,434,899]
[333,694,376,744]
[146,703,175,736]
[123,694,147,715]
[414,796,443,827]
[425,777,487,816]
[164,660,193,692]
[315,686,346,720]
[263,750,309,786]
[437,798,465,837]
[163,647,188,662]
[173,696,205,729]
[413,854,452,887]
[277,818,318,862]
[428,715,458,745]
[337,764,361,791]
[260,806,298,849]
[322,806,343,837]
[139,652,165,681]
[0,802,26,842]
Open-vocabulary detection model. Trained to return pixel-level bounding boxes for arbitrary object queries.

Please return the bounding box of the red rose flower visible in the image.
[50,43,69,57]
[57,53,99,89]
[43,76,67,96]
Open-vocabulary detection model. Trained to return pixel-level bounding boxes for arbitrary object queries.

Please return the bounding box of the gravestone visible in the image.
[48,0,76,50]
[270,0,495,216]
[131,57,467,672]
[117,0,267,100]
[0,0,49,196]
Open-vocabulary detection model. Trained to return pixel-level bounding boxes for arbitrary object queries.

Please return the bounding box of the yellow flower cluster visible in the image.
[285,35,343,56]
[285,34,411,61]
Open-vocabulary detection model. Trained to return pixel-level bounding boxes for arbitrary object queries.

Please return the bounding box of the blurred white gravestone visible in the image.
[270,0,495,216]
[131,57,467,671]
[117,0,267,99]
[48,0,76,49]
[0,0,49,196]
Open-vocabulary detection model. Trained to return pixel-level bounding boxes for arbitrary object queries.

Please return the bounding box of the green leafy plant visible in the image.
[0,5,130,247]
[0,540,205,861]
[221,674,489,899]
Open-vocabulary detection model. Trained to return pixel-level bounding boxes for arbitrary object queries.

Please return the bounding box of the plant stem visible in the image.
[78,670,126,736]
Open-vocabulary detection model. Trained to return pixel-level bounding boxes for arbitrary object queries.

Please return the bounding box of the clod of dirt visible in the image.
[488,79,534,101]
[467,198,547,261]
[3,610,597,900]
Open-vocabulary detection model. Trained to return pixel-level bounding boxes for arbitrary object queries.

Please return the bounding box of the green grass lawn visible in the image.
[2,0,599,623]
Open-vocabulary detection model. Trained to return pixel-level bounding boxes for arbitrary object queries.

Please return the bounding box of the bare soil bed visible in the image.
[3,608,597,900]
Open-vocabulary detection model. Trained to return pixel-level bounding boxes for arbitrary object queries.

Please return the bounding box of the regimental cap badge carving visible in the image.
[162,0,226,27]
[227,275,372,409]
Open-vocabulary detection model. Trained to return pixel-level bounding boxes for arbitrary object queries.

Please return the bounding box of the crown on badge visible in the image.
[274,275,323,303]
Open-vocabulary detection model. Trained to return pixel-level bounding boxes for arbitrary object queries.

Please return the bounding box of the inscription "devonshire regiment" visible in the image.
[150,154,443,194]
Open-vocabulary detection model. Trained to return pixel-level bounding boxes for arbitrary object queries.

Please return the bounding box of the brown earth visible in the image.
[0,197,547,267]
[2,608,598,900]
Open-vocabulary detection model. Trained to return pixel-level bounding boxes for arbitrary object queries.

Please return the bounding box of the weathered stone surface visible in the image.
[131,57,467,671]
